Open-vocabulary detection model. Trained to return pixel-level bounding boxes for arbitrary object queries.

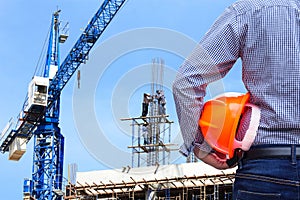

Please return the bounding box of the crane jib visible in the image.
[48,0,127,104]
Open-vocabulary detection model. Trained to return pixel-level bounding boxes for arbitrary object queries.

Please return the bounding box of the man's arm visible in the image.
[172,5,241,168]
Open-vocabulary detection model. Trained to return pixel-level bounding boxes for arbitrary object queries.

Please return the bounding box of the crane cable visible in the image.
[32,25,51,77]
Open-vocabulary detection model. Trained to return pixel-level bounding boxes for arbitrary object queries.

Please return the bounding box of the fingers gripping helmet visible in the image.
[199,92,261,159]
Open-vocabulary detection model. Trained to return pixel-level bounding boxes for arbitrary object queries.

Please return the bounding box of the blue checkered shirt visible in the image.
[173,0,300,157]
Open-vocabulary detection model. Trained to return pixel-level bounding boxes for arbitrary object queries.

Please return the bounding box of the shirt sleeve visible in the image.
[172,6,241,157]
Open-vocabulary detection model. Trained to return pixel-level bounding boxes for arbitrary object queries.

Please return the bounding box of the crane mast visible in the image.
[30,10,64,200]
[1,0,127,199]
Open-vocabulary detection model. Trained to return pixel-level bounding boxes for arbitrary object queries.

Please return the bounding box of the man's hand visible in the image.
[194,147,230,170]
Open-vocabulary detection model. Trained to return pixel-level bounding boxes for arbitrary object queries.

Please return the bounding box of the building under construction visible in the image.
[63,59,236,200]
[65,162,235,200]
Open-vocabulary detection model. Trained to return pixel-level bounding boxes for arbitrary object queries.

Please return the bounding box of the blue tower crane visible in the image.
[0,0,127,199]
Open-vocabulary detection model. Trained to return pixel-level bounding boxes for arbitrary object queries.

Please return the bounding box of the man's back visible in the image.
[230,0,300,144]
[198,0,300,145]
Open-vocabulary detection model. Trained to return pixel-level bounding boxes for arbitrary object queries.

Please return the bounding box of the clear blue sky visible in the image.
[0,0,244,199]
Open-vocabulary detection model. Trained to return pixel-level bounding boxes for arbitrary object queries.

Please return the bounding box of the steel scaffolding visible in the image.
[121,113,176,168]
[121,58,177,168]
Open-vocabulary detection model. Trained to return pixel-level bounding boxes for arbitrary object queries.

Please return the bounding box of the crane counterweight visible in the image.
[8,137,26,161]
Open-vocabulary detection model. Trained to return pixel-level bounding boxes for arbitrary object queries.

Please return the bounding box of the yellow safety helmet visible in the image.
[199,92,261,159]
